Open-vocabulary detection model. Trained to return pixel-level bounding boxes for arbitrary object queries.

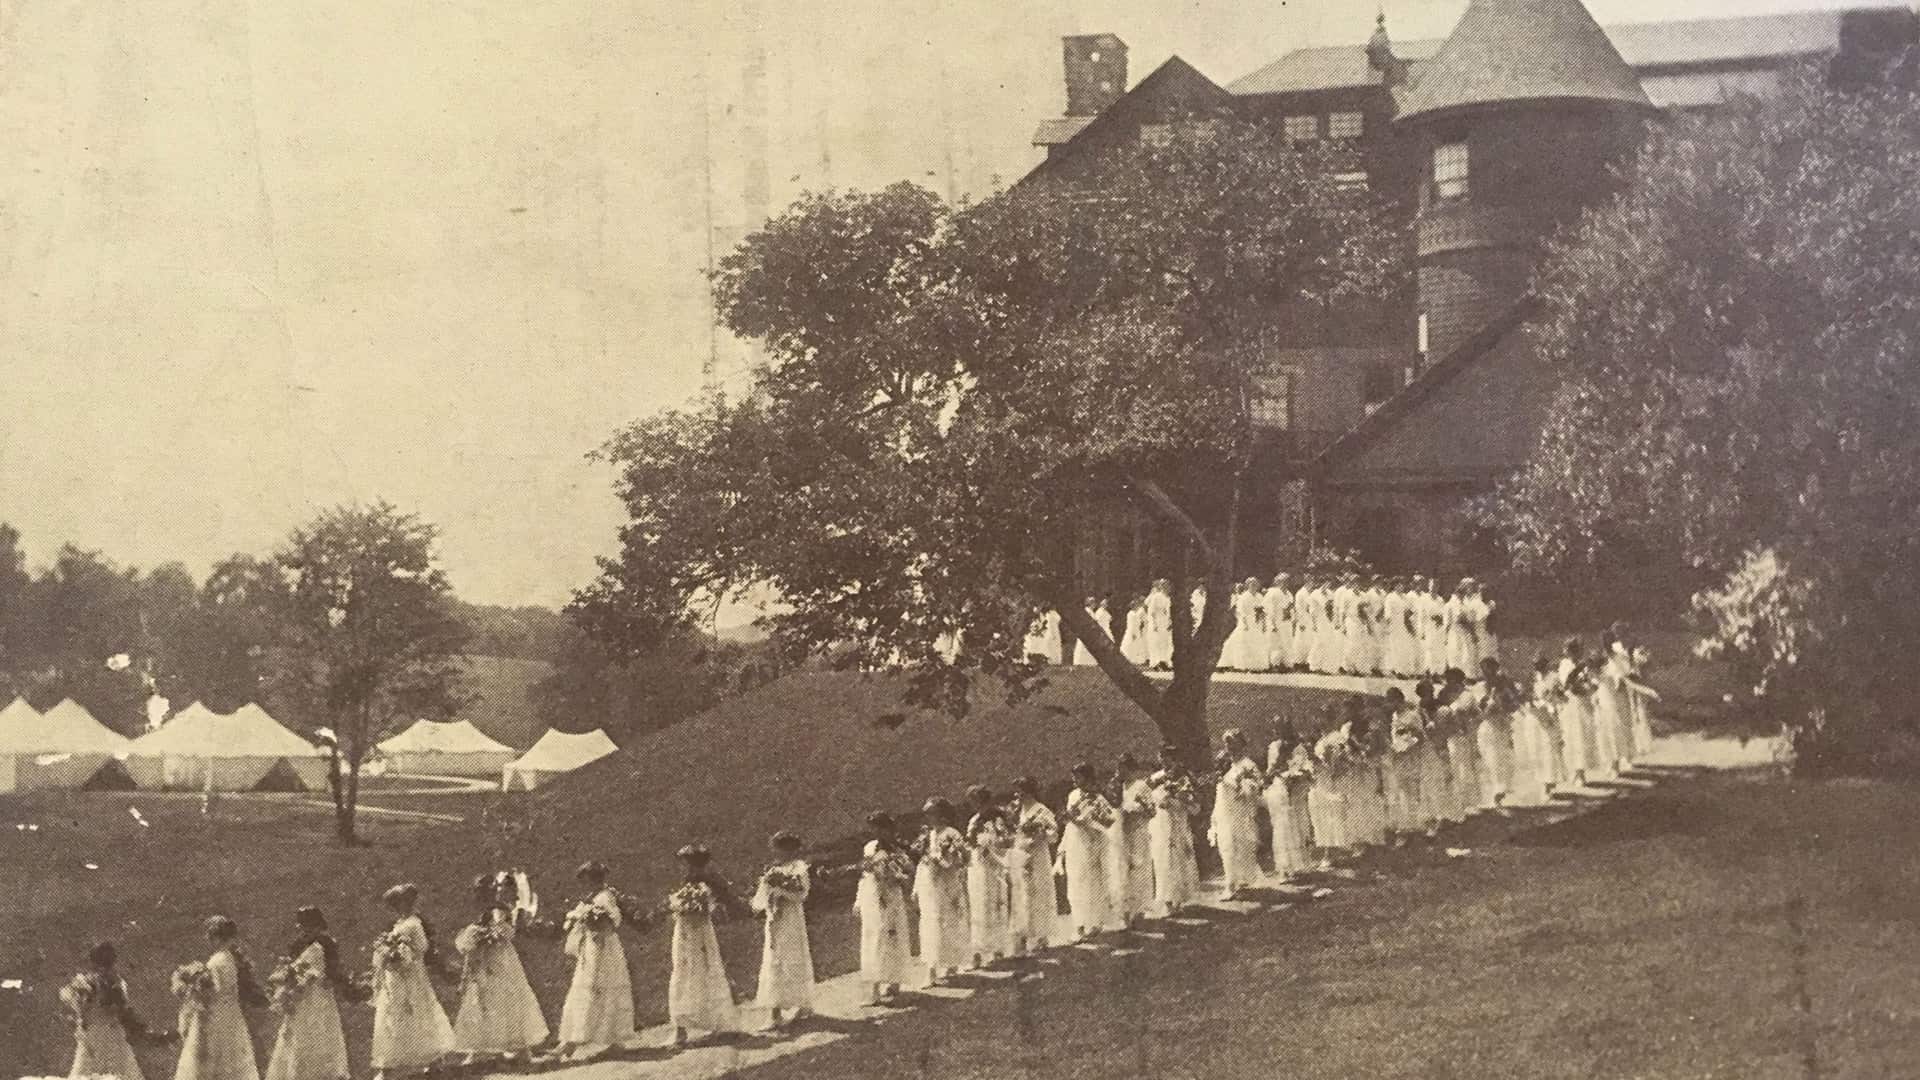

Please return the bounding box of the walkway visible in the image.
[479,732,1774,1080]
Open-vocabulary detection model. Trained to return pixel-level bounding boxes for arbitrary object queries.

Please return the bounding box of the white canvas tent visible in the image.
[378,719,517,777]
[500,728,617,791]
[127,702,329,791]
[0,698,131,792]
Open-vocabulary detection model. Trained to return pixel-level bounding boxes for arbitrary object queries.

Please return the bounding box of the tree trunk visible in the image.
[336,757,361,845]
[1152,674,1213,771]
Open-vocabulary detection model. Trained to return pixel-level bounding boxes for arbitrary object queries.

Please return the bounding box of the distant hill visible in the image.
[456,654,552,749]
[452,601,569,663]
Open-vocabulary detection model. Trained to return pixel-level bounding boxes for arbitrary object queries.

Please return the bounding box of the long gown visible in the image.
[1120,605,1149,666]
[1022,614,1058,665]
[667,885,739,1034]
[1261,747,1315,876]
[1506,696,1556,807]
[1061,788,1117,935]
[174,950,259,1080]
[557,889,634,1049]
[751,859,816,1012]
[1421,593,1448,677]
[1474,702,1516,808]
[451,909,548,1055]
[912,827,973,974]
[1263,586,1293,670]
[1307,589,1336,674]
[65,972,146,1080]
[1444,714,1481,822]
[1210,758,1265,892]
[1343,754,1389,848]
[1009,802,1062,949]
[1308,731,1352,851]
[370,915,454,1071]
[1144,590,1174,669]
[266,941,351,1080]
[1147,773,1202,914]
[1600,651,1639,770]
[856,841,914,985]
[1107,778,1157,923]
[1386,713,1426,835]
[1222,590,1262,671]
[965,815,1013,959]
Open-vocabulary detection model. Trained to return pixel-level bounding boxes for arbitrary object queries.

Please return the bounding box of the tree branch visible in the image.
[1047,581,1163,718]
[1128,474,1220,571]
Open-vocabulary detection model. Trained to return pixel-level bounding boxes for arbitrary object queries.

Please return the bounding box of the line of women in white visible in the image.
[56,632,1651,1080]
[1028,574,1499,678]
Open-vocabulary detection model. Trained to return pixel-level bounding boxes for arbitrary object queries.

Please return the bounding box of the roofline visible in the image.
[1397,92,1660,126]
[1309,295,1542,476]
[1016,54,1231,189]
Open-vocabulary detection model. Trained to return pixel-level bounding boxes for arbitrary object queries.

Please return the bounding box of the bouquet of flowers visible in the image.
[760,866,806,900]
[1563,665,1596,699]
[371,928,416,972]
[861,848,915,889]
[1316,733,1357,770]
[925,830,970,870]
[564,902,616,936]
[59,973,99,1022]
[667,881,718,917]
[1072,794,1116,828]
[266,957,318,1015]
[170,962,215,1013]
[1150,771,1196,810]
[454,921,502,956]
[1228,764,1266,801]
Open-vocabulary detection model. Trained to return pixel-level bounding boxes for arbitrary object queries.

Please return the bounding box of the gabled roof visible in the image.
[1032,116,1094,147]
[1230,39,1444,96]
[130,701,321,759]
[505,728,618,775]
[1398,0,1653,122]
[379,718,515,756]
[1314,298,1548,486]
[1019,55,1234,185]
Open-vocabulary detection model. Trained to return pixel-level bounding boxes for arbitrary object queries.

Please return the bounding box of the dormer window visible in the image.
[1432,142,1469,201]
[1283,115,1319,142]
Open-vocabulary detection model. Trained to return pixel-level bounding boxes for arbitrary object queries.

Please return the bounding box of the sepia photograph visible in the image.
[2,0,1917,1076]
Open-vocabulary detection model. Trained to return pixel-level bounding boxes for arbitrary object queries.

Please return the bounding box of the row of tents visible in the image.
[0,698,620,794]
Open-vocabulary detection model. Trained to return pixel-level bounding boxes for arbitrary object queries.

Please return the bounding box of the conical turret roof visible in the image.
[1398,0,1652,122]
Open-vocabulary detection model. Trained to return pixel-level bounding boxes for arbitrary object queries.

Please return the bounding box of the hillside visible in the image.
[458,653,552,748]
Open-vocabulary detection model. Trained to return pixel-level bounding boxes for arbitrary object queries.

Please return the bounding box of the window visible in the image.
[1417,312,1430,355]
[1253,371,1296,430]
[1333,170,1370,191]
[1283,114,1319,142]
[1432,141,1469,201]
[1329,111,1364,139]
[1139,120,1221,148]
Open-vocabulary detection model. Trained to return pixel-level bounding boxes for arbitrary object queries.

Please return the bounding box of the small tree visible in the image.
[1474,62,1920,771]
[274,502,469,841]
[583,123,1408,763]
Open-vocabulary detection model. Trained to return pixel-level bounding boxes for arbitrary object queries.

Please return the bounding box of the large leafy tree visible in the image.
[582,123,1408,761]
[1475,63,1920,770]
[273,502,469,841]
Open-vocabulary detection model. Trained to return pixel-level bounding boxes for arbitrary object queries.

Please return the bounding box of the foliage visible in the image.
[452,601,571,663]
[585,121,1410,760]
[1474,63,1920,771]
[271,502,470,840]
[530,622,782,743]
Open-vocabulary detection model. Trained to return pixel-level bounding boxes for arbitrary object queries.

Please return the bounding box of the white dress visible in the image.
[558,890,634,1049]
[1309,731,1352,850]
[965,815,1013,958]
[1144,590,1174,668]
[174,950,259,1080]
[1261,748,1315,876]
[1222,591,1262,670]
[451,910,548,1054]
[1022,614,1058,665]
[1445,596,1475,675]
[1290,586,1316,670]
[1009,802,1062,948]
[1107,779,1157,922]
[1442,708,1481,821]
[751,860,816,1011]
[266,940,351,1080]
[1211,757,1265,892]
[1146,772,1202,914]
[1420,593,1448,676]
[668,883,739,1034]
[856,842,914,984]
[64,972,146,1080]
[1474,702,1515,807]
[1120,605,1149,666]
[1072,607,1109,666]
[912,827,973,973]
[1061,788,1117,934]
[1305,589,1334,673]
[1381,591,1412,676]
[1263,586,1294,670]
[1474,597,1501,671]
[370,916,454,1070]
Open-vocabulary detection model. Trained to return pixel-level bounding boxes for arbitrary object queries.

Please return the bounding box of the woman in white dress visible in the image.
[1415,578,1444,677]
[1412,684,1457,827]
[1345,711,1392,848]
[1472,582,1500,672]
[1555,641,1600,785]
[1473,661,1521,808]
[1628,639,1657,758]
[912,799,973,984]
[963,787,1014,965]
[1294,577,1321,672]
[1008,779,1062,953]
[556,862,634,1060]
[1146,749,1203,916]
[1107,755,1157,927]
[1061,764,1118,939]
[1262,738,1316,877]
[854,814,914,1002]
[751,831,815,1028]
[265,908,352,1080]
[1223,579,1264,671]
[1528,656,1569,799]
[173,916,262,1080]
[1120,597,1150,666]
[665,844,744,1045]
[1383,689,1425,839]
[1598,631,1639,773]
[1504,662,1556,807]
[63,942,152,1080]
[1144,580,1174,670]
[1210,732,1265,896]
[1263,574,1295,671]
[369,885,453,1079]
[1435,676,1482,822]
[450,877,548,1063]
[1309,714,1355,858]
[1022,611,1058,665]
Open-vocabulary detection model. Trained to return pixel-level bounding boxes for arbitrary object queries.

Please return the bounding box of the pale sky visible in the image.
[0,0,1861,606]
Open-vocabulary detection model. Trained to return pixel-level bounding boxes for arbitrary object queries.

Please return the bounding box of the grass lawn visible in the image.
[0,668,1349,1077]
[735,768,1920,1080]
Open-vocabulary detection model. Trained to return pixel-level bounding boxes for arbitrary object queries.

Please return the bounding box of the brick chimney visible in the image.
[1063,34,1128,117]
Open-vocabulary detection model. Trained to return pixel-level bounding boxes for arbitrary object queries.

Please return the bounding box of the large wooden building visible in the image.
[1024,0,1916,592]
